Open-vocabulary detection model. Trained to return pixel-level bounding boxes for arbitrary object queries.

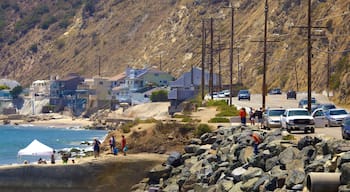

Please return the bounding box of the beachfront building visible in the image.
[49,73,85,114]
[30,80,51,98]
[168,67,218,115]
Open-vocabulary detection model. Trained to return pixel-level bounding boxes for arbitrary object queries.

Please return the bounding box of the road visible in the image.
[221,92,343,140]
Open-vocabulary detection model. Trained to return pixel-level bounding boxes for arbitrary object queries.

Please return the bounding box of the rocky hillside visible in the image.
[0,0,349,102]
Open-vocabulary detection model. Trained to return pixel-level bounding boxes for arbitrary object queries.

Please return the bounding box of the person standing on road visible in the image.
[255,107,263,128]
[249,107,255,126]
[239,107,247,126]
[121,135,127,156]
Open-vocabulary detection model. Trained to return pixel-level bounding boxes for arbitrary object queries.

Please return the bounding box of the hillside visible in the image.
[0,0,349,103]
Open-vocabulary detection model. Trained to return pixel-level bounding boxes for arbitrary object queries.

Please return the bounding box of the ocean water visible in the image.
[0,124,107,165]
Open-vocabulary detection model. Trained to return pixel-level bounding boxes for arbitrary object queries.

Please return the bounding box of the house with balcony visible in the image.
[168,67,218,115]
[49,73,85,114]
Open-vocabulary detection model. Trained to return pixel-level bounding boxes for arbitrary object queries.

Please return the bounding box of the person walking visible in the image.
[109,136,116,154]
[255,107,263,128]
[249,107,255,126]
[121,135,127,156]
[93,138,101,158]
[50,150,56,164]
[239,107,247,126]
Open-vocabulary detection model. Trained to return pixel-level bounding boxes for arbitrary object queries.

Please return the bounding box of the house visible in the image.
[124,66,174,92]
[30,80,51,98]
[168,67,219,115]
[49,73,85,113]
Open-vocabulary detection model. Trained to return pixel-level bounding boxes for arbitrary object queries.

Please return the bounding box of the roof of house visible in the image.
[108,72,126,81]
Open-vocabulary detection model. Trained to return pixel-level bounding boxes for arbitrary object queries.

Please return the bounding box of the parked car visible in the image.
[237,90,250,100]
[341,116,350,139]
[298,97,318,109]
[317,103,336,112]
[286,90,297,99]
[311,108,328,128]
[280,108,315,133]
[325,108,349,127]
[218,91,226,98]
[269,88,282,95]
[263,108,286,129]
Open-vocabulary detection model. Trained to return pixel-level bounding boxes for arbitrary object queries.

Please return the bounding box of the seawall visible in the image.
[0,154,166,192]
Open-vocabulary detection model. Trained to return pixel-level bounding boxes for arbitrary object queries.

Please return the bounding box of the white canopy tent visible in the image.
[18,139,54,156]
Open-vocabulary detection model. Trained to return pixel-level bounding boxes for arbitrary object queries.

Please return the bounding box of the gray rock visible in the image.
[241,167,263,182]
[265,156,279,171]
[229,181,243,192]
[162,183,179,192]
[285,170,305,189]
[341,163,350,185]
[241,177,259,191]
[189,138,202,145]
[148,165,172,184]
[339,152,350,166]
[339,184,350,192]
[232,167,247,181]
[206,154,218,163]
[184,144,200,154]
[286,159,304,172]
[220,179,234,191]
[301,145,317,162]
[279,147,301,167]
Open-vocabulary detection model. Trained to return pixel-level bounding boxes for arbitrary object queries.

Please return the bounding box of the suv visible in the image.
[237,90,250,100]
[280,108,315,133]
[286,90,297,99]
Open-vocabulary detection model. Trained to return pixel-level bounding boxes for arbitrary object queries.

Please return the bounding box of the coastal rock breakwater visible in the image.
[132,126,350,192]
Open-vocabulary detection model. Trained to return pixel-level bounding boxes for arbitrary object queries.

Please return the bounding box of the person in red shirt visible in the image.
[121,135,127,156]
[251,132,262,155]
[239,107,247,125]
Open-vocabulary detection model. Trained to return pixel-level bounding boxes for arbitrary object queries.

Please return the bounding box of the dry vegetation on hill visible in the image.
[0,0,349,103]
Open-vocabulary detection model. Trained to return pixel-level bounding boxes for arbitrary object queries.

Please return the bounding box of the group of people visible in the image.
[93,135,127,158]
[239,107,264,128]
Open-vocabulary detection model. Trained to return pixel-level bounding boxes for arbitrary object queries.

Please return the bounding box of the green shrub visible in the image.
[150,90,168,102]
[179,123,195,135]
[181,116,193,122]
[282,134,295,140]
[195,124,212,137]
[40,16,57,29]
[58,19,70,29]
[10,85,23,99]
[0,85,10,90]
[206,100,228,107]
[208,117,230,123]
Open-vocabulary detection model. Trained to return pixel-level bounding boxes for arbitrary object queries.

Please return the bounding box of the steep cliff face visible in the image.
[0,0,349,102]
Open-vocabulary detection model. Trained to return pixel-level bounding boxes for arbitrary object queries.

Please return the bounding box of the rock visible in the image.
[341,163,350,185]
[279,147,301,168]
[189,138,202,145]
[285,170,305,189]
[166,152,183,167]
[148,165,172,184]
[286,159,304,171]
[301,145,317,163]
[241,167,263,182]
[231,167,247,181]
[241,177,259,191]
[265,156,279,171]
[229,181,243,192]
[338,184,350,192]
[184,144,200,154]
[297,136,314,150]
[220,179,234,191]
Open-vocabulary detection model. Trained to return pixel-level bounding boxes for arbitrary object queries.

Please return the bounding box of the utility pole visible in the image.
[218,34,222,90]
[262,0,268,110]
[229,5,234,106]
[307,0,312,113]
[237,43,241,84]
[159,53,162,71]
[98,55,101,77]
[210,17,214,100]
[327,43,330,97]
[201,20,206,100]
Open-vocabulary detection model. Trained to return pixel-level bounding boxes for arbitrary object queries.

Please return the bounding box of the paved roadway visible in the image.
[223,92,343,140]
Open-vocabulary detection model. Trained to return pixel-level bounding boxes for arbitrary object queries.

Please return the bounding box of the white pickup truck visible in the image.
[280,108,315,133]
